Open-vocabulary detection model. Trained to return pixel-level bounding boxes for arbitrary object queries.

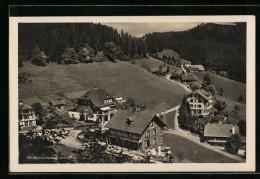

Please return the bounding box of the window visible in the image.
[146,130,150,137]
[146,140,150,147]
[153,138,157,145]
[190,104,193,107]
[153,129,157,135]
[198,105,201,108]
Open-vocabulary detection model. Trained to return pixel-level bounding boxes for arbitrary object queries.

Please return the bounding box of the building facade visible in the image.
[105,110,166,153]
[19,101,37,128]
[204,123,240,146]
[187,89,213,116]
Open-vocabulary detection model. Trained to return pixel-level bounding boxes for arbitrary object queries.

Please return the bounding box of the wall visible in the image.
[141,120,163,151]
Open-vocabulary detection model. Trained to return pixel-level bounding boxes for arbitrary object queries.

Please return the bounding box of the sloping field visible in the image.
[134,56,168,68]
[19,61,188,112]
[163,133,239,163]
[193,72,246,104]
[156,49,180,59]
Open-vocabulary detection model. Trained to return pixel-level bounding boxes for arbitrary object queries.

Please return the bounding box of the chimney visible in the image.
[19,100,23,105]
[232,126,236,134]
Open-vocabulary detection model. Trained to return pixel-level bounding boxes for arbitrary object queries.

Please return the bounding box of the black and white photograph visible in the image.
[9,16,255,172]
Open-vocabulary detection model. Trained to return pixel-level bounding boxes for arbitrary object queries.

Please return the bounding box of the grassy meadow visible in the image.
[19,61,188,112]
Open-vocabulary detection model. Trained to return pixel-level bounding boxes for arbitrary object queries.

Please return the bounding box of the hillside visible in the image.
[145,23,246,83]
[193,72,246,103]
[19,61,188,112]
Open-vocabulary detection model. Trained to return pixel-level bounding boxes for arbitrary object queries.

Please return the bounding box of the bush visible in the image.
[238,119,246,136]
[214,100,227,111]
[225,134,241,154]
[203,73,212,86]
[121,55,130,61]
[204,85,217,96]
[141,63,150,72]
[238,95,244,103]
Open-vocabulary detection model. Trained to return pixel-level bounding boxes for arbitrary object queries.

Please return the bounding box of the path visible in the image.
[165,74,192,92]
[60,130,82,149]
[164,129,245,163]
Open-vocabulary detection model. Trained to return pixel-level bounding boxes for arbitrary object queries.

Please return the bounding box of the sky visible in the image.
[102,22,236,37]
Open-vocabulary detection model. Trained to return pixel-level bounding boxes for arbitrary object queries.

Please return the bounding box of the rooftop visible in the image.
[19,103,33,110]
[105,109,166,134]
[79,88,114,108]
[189,65,205,71]
[180,73,198,81]
[204,123,239,138]
[195,89,211,101]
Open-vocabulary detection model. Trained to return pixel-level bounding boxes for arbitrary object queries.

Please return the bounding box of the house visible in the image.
[69,87,117,126]
[187,89,213,116]
[170,68,185,80]
[176,58,191,68]
[188,65,205,72]
[180,73,198,83]
[105,110,167,153]
[204,123,239,145]
[19,101,37,129]
[48,98,66,110]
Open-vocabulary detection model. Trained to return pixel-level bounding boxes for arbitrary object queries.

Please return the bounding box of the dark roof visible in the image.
[105,110,166,134]
[204,124,239,138]
[195,89,211,101]
[49,98,66,106]
[172,68,184,75]
[189,65,205,71]
[180,74,197,81]
[79,88,114,107]
[19,103,33,110]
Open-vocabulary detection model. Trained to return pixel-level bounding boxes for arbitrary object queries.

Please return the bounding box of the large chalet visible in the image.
[105,110,167,153]
[19,101,37,129]
[69,87,117,126]
[187,89,213,116]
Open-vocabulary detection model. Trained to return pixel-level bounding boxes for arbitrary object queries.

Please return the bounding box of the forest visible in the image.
[19,22,246,83]
[145,23,246,83]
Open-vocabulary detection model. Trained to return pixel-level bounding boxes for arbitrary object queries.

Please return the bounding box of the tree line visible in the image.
[18,23,148,65]
[19,23,246,83]
[144,23,246,83]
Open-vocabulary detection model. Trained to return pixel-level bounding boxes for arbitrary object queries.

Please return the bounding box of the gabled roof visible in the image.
[195,89,211,101]
[105,110,166,134]
[189,65,205,71]
[19,103,33,110]
[79,88,114,108]
[180,74,198,81]
[204,123,239,138]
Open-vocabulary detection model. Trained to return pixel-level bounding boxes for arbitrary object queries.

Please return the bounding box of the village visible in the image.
[18,54,246,164]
